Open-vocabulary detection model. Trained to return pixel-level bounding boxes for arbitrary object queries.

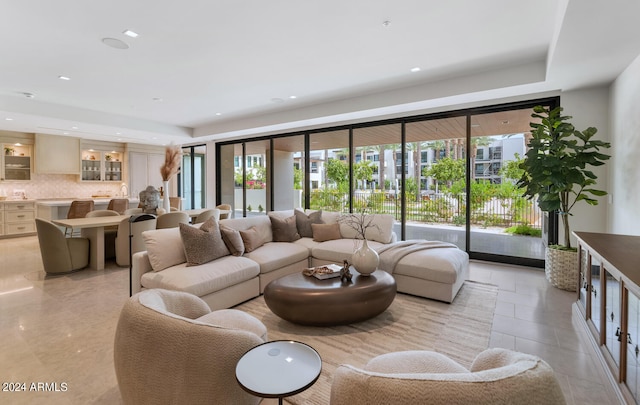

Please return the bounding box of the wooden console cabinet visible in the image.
[575,231,640,404]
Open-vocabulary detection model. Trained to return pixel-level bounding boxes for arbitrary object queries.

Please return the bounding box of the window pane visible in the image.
[309,129,349,212]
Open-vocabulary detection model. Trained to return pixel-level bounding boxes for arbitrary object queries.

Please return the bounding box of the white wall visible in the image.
[609,53,640,235]
[559,86,611,245]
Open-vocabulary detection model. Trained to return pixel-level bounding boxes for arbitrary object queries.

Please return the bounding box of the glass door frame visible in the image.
[216,96,560,268]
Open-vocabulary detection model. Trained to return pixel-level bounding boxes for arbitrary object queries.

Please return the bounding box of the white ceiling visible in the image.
[1,0,639,146]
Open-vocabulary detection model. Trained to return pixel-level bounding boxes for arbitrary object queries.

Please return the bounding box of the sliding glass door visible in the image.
[180,144,206,210]
[217,97,558,266]
[468,108,544,260]
[405,116,468,249]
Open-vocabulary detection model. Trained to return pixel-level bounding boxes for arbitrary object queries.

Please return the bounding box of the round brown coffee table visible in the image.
[263,269,396,326]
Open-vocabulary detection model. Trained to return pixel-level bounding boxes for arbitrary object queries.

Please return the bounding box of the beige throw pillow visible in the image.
[312,222,342,242]
[270,215,301,242]
[239,226,264,252]
[143,227,187,272]
[220,225,245,256]
[179,218,230,266]
[295,209,323,238]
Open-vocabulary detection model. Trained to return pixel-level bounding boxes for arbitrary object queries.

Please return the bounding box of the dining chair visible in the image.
[107,198,129,214]
[124,208,143,215]
[216,204,232,220]
[86,210,120,259]
[65,199,95,236]
[193,208,220,224]
[115,215,157,267]
[35,218,90,274]
[156,211,190,229]
[169,197,182,211]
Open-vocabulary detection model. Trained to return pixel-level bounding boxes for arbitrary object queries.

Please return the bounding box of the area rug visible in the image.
[235,280,498,405]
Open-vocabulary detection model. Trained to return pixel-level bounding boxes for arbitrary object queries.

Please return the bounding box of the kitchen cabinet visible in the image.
[35,134,80,174]
[0,200,36,237]
[2,144,32,181]
[81,150,123,182]
[129,151,164,197]
[575,231,640,404]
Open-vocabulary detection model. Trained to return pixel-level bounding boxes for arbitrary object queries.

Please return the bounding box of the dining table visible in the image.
[52,215,129,271]
[182,208,230,222]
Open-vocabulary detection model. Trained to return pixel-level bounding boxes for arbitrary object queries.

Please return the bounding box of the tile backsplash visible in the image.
[0,173,124,199]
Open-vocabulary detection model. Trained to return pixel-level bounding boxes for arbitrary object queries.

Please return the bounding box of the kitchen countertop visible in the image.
[36,197,139,206]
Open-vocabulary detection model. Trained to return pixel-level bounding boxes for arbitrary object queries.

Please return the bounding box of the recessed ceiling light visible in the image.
[63,132,69,135]
[123,30,139,38]
[5,118,13,121]
[22,92,35,98]
[71,126,78,130]
[116,132,121,135]
[102,37,129,50]
[289,95,297,99]
[58,75,71,81]
[215,112,222,116]
[410,67,421,73]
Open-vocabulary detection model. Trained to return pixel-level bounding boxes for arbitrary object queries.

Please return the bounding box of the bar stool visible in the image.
[65,200,94,236]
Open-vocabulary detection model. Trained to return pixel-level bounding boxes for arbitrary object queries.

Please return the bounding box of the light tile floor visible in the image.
[0,236,623,404]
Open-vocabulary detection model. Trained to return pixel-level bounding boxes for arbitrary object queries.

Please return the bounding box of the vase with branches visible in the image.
[160,144,182,213]
[339,210,381,276]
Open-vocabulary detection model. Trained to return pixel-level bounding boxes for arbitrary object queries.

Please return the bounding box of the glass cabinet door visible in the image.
[604,269,621,367]
[627,291,640,402]
[3,144,31,181]
[590,255,602,336]
[82,151,102,181]
[103,152,122,182]
[579,247,589,313]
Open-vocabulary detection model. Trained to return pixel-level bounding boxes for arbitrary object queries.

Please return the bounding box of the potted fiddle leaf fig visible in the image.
[517,105,611,290]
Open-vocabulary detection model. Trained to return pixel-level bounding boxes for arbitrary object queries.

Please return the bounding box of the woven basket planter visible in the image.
[545,247,578,291]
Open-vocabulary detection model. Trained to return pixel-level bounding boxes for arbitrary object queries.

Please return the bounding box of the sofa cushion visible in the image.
[240,226,264,253]
[338,213,395,244]
[295,209,323,238]
[312,238,387,263]
[220,215,273,243]
[220,226,244,256]
[141,255,260,297]
[196,309,268,341]
[142,227,186,272]
[312,222,342,242]
[270,215,301,242]
[244,242,309,274]
[179,219,230,266]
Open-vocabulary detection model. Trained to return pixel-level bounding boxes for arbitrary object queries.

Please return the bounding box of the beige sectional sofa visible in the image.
[132,209,469,311]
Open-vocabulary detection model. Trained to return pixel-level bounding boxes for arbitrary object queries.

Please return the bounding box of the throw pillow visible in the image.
[239,226,264,253]
[142,227,186,272]
[295,209,323,238]
[179,218,230,266]
[220,225,245,256]
[311,222,342,242]
[270,215,301,242]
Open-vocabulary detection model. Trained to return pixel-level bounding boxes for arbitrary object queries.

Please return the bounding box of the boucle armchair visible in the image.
[330,348,566,405]
[114,289,268,405]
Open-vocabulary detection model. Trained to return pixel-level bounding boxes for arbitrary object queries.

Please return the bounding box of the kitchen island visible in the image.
[36,197,139,221]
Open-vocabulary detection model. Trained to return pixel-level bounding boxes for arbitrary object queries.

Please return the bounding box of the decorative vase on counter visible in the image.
[162,180,171,213]
[351,239,379,276]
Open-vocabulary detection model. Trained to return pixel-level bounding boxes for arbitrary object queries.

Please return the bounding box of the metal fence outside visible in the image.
[310,190,541,229]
